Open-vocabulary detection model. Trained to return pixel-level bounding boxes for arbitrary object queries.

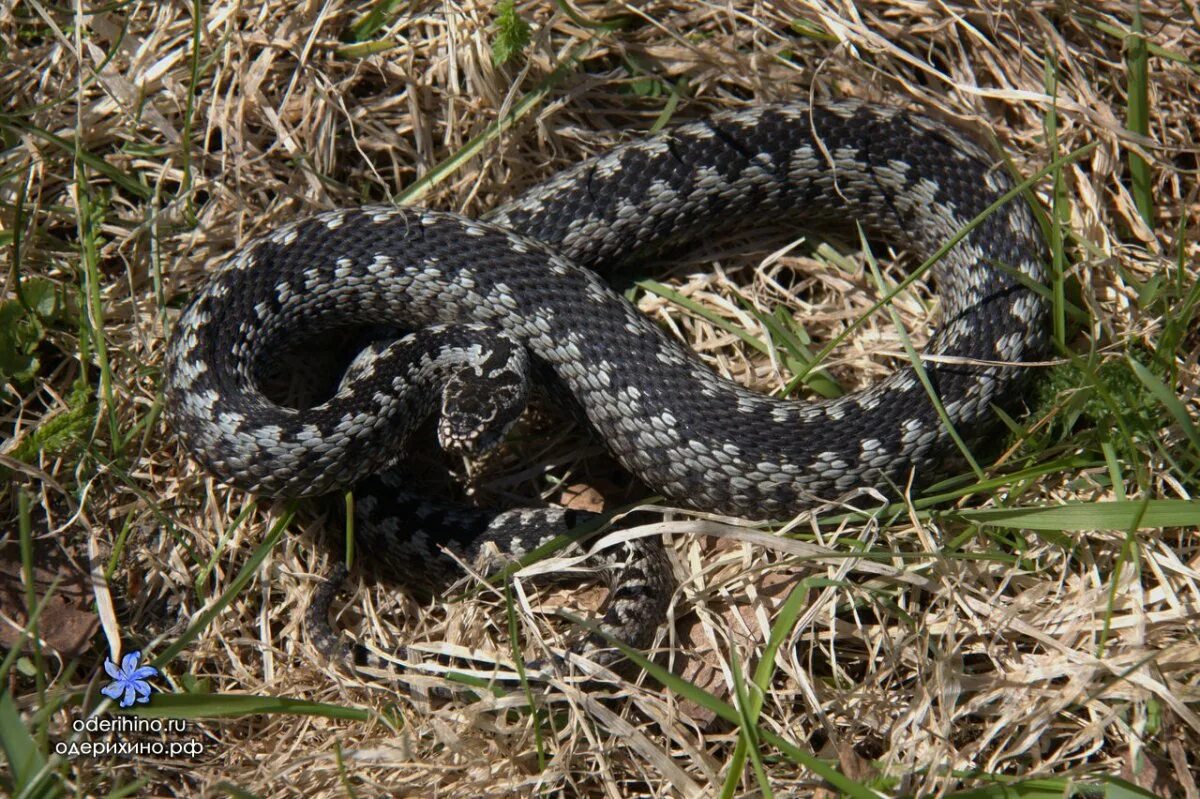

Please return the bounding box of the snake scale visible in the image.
[163,100,1047,677]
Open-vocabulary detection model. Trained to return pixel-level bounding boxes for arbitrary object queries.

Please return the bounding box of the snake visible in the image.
[162,100,1047,678]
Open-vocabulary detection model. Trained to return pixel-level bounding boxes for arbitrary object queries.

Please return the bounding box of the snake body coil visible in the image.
[164,101,1047,665]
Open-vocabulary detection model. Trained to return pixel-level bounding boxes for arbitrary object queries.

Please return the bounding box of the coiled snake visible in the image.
[163,101,1047,677]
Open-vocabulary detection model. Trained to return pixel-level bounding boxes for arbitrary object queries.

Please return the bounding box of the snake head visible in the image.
[436,339,531,460]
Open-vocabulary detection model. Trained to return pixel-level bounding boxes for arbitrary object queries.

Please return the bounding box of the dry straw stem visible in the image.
[2,0,1198,797]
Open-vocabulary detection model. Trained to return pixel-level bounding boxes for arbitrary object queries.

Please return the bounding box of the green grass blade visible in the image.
[211,782,263,799]
[1042,51,1069,350]
[861,224,983,479]
[0,119,150,200]
[343,0,410,43]
[76,175,119,451]
[194,501,258,599]
[726,646,772,798]
[0,689,59,799]
[123,693,372,722]
[1156,218,1200,370]
[152,506,294,667]
[1125,4,1153,227]
[721,576,832,796]
[944,499,1200,531]
[731,290,844,398]
[638,279,776,356]
[552,0,632,31]
[1085,18,1200,73]
[640,278,843,397]
[394,38,599,206]
[944,775,1155,798]
[1127,357,1200,455]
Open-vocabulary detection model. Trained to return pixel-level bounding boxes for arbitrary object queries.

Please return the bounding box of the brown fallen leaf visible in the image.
[0,545,99,658]
[557,481,614,512]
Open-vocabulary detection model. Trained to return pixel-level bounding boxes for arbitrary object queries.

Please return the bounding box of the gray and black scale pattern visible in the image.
[164,100,1047,674]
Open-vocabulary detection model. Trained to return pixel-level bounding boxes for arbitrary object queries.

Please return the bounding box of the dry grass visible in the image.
[2,1,1199,796]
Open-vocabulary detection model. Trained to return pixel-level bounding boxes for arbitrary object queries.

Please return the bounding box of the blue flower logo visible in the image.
[101,650,158,708]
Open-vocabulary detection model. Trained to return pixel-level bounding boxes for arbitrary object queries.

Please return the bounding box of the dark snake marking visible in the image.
[163,100,1047,679]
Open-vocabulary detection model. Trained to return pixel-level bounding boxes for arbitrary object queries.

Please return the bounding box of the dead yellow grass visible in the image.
[2,1,1198,796]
